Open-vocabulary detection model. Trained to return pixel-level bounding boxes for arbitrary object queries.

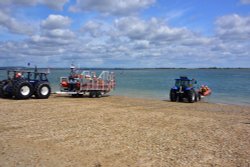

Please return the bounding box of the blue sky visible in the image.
[0,0,250,68]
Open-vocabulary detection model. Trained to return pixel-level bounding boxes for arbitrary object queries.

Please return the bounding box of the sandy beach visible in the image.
[0,95,249,167]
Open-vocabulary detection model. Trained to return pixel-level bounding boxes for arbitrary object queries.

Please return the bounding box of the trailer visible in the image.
[56,67,116,98]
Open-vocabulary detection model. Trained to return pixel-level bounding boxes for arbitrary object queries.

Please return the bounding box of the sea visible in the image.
[0,68,250,106]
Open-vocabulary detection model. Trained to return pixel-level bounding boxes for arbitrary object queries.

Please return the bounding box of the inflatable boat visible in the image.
[199,86,212,96]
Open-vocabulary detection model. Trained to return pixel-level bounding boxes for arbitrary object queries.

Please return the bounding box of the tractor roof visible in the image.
[175,76,192,81]
[7,69,48,74]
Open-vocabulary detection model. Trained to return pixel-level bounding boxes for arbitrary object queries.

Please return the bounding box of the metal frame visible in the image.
[59,70,115,95]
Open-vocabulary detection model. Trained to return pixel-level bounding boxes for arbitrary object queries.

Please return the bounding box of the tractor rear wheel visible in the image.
[170,89,177,102]
[187,90,196,103]
[0,82,5,98]
[0,83,5,98]
[0,81,12,98]
[13,80,33,99]
[34,82,51,99]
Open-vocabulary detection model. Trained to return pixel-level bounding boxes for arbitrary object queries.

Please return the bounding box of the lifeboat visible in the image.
[199,86,212,96]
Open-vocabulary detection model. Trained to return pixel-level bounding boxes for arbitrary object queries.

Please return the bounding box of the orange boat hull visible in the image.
[200,89,212,96]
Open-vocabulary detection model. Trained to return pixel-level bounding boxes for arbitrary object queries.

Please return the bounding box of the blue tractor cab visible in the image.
[170,76,200,103]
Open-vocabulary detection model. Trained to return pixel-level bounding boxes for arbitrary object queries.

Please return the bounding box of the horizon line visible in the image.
[0,66,250,69]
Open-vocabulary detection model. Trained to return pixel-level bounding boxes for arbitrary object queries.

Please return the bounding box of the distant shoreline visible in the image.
[0,67,250,70]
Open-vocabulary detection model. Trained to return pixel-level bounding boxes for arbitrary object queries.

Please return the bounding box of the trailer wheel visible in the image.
[34,82,51,99]
[96,91,102,98]
[77,94,83,97]
[89,91,95,98]
[13,80,33,99]
[72,94,83,97]
[89,91,97,98]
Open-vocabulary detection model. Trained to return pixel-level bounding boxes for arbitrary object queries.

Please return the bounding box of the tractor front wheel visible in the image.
[170,89,177,102]
[34,82,51,99]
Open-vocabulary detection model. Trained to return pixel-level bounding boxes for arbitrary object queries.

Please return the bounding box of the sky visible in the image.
[0,0,250,68]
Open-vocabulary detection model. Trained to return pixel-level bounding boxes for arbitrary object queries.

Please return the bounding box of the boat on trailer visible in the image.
[56,66,116,98]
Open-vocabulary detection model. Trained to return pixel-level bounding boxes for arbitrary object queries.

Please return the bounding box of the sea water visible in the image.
[0,69,250,106]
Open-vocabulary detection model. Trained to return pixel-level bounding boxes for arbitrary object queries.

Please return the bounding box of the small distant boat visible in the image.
[199,85,212,96]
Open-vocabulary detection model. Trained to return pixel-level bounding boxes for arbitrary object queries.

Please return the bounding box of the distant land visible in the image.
[0,67,250,70]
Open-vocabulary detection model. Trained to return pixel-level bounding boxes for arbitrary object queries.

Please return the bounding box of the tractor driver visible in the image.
[15,72,22,79]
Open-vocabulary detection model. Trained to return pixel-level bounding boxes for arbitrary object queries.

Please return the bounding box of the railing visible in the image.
[60,71,115,93]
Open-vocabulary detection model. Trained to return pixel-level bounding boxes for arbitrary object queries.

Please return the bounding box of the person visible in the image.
[15,72,22,78]
[200,85,206,93]
[92,72,97,80]
[70,64,76,77]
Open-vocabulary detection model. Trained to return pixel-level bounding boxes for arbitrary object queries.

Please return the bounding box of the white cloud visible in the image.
[70,0,155,15]
[0,1,69,35]
[0,0,68,10]
[0,14,76,65]
[113,17,200,45]
[0,12,250,67]
[215,14,250,41]
[39,0,69,10]
[0,0,36,6]
[0,11,34,35]
[30,15,75,45]
[24,15,76,47]
[81,21,105,37]
[240,0,250,4]
[114,17,148,40]
[133,40,150,49]
[45,29,75,38]
[41,15,71,29]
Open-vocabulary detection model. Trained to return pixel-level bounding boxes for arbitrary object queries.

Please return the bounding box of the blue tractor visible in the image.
[170,76,200,103]
[0,69,51,100]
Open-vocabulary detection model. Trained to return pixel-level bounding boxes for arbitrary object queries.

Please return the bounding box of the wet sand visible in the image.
[0,95,249,167]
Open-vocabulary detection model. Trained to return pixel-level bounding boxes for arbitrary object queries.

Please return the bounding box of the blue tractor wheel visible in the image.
[34,82,51,99]
[13,79,33,100]
[187,90,196,103]
[170,89,177,102]
[0,81,13,98]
